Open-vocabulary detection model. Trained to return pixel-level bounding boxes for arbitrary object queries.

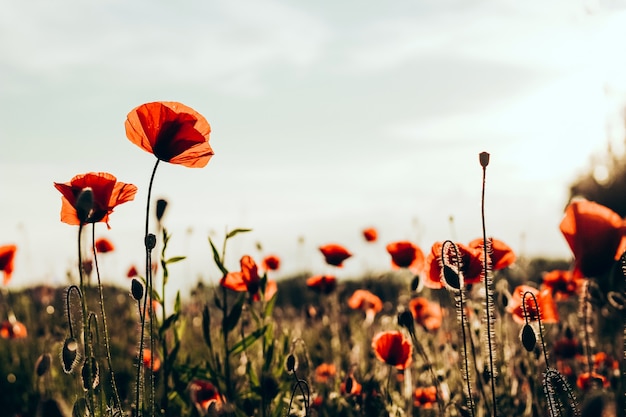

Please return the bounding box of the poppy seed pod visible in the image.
[479,151,490,167]
[145,233,157,250]
[75,188,94,223]
[131,278,144,301]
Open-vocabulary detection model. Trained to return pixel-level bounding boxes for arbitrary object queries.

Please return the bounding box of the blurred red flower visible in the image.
[372,330,413,370]
[559,199,626,278]
[425,242,483,289]
[408,297,443,331]
[127,265,139,278]
[507,285,559,325]
[468,237,516,270]
[306,275,337,294]
[576,371,609,391]
[54,172,137,228]
[541,269,584,301]
[340,374,362,396]
[413,386,437,408]
[142,348,161,372]
[319,244,352,267]
[189,379,222,413]
[314,363,336,383]
[386,241,425,272]
[0,319,27,339]
[0,245,17,285]
[262,254,281,271]
[125,101,213,168]
[348,289,383,321]
[362,227,378,242]
[94,237,115,253]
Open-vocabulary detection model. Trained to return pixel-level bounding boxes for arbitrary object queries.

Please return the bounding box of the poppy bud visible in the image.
[479,151,490,168]
[397,310,415,332]
[155,199,168,222]
[442,265,461,290]
[81,356,100,391]
[36,353,51,376]
[145,233,157,250]
[75,188,94,223]
[521,324,537,352]
[285,354,297,373]
[62,337,80,374]
[410,275,421,292]
[131,278,144,300]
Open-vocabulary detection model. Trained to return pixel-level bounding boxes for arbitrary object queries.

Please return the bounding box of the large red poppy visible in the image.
[0,245,17,285]
[408,297,443,332]
[319,244,352,267]
[386,241,425,272]
[424,241,483,289]
[506,285,559,325]
[54,172,137,227]
[371,331,413,370]
[220,255,260,296]
[125,101,213,168]
[559,199,626,278]
[468,238,515,270]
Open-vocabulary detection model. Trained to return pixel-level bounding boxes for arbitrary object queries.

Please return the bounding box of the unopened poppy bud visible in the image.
[443,265,461,290]
[81,357,100,391]
[344,375,354,394]
[410,275,421,292]
[36,353,51,376]
[397,310,414,332]
[479,151,490,168]
[131,278,144,300]
[145,233,156,250]
[75,188,94,223]
[155,199,168,222]
[520,323,537,352]
[62,337,79,374]
[285,354,297,373]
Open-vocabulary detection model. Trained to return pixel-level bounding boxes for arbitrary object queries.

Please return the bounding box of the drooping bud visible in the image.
[521,323,537,352]
[479,151,490,168]
[155,198,168,222]
[35,353,52,376]
[75,188,94,223]
[62,337,80,374]
[443,265,461,290]
[81,356,100,391]
[131,278,144,300]
[285,354,297,373]
[145,233,157,250]
[397,310,415,332]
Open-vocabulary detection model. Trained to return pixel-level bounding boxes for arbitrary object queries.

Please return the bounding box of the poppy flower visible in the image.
[371,330,413,370]
[413,386,438,408]
[348,289,383,322]
[468,237,515,270]
[559,199,626,278]
[553,329,580,360]
[125,101,213,168]
[576,371,609,391]
[54,172,137,227]
[386,241,425,273]
[506,285,559,325]
[541,270,584,301]
[0,245,17,285]
[362,227,378,242]
[319,244,352,267]
[0,319,27,339]
[424,241,483,289]
[142,349,161,372]
[220,255,274,301]
[94,238,115,253]
[341,374,362,396]
[262,254,280,271]
[408,297,443,332]
[189,379,222,412]
[306,275,337,294]
[314,363,336,383]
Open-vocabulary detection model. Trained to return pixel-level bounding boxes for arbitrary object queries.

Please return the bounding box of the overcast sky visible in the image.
[3,0,626,294]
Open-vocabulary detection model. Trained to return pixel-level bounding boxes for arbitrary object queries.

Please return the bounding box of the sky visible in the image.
[2,0,626,296]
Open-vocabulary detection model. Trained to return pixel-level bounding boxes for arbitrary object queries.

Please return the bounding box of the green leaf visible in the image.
[225,295,245,333]
[229,326,267,355]
[174,291,181,313]
[225,228,252,240]
[209,238,228,276]
[202,306,213,350]
[159,313,180,336]
[165,256,186,265]
[264,291,277,317]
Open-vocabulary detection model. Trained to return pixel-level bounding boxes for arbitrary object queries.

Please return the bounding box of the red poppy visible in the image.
[319,244,352,267]
[0,319,27,339]
[424,241,483,289]
[340,374,362,396]
[54,172,137,227]
[541,270,584,301]
[127,265,139,278]
[413,386,437,408]
[125,101,213,168]
[408,297,443,332]
[142,349,161,372]
[559,199,626,278]
[372,330,413,370]
[314,363,336,383]
[507,285,559,325]
[0,245,17,285]
[262,254,280,271]
[385,241,425,272]
[189,379,222,413]
[220,255,260,295]
[468,237,515,270]
[362,227,378,242]
[553,334,580,360]
[576,371,609,391]
[348,289,383,320]
[94,238,115,253]
[306,275,337,294]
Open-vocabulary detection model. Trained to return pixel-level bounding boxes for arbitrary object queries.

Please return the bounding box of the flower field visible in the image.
[0,102,624,417]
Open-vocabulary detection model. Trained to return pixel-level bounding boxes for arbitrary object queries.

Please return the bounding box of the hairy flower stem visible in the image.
[479,152,498,416]
[581,281,593,375]
[91,225,122,411]
[77,224,96,414]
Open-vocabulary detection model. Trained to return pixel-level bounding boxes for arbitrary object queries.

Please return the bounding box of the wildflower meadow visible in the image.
[1,101,625,417]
